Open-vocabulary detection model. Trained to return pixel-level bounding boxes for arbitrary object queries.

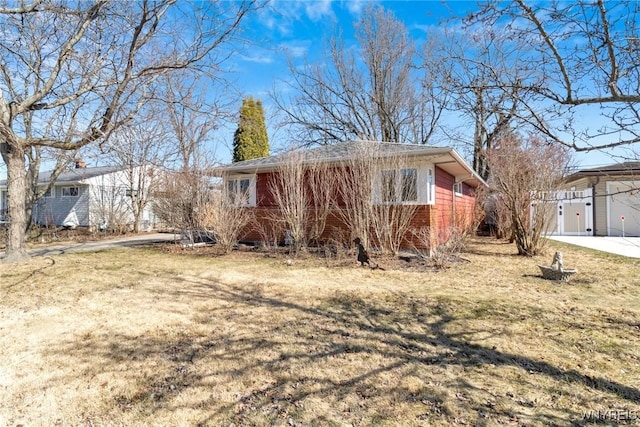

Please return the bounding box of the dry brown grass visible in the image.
[1,237,639,426]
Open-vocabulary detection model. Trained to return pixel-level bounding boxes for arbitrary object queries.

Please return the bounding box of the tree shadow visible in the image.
[47,276,639,425]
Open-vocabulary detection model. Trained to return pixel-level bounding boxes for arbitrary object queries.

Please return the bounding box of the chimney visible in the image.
[75,159,86,168]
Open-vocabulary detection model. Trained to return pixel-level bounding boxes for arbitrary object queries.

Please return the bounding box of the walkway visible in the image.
[0,233,179,259]
[548,236,640,259]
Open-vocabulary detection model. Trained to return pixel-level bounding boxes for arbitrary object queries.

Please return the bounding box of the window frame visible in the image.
[400,168,418,202]
[377,167,419,205]
[226,175,256,207]
[453,182,463,197]
[61,186,79,197]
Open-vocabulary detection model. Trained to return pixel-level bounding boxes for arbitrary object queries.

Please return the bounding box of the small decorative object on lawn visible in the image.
[538,251,577,282]
[353,237,385,270]
[353,237,370,266]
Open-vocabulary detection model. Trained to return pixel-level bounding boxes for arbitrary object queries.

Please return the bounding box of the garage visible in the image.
[607,181,640,237]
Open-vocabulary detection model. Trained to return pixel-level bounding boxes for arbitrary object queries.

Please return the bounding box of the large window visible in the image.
[379,168,418,204]
[226,176,255,206]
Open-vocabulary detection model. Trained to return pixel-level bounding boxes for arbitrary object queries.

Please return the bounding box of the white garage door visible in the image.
[608,181,640,237]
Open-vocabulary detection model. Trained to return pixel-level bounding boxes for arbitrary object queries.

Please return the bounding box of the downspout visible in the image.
[452,182,456,227]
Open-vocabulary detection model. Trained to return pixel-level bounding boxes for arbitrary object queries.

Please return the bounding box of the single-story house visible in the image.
[218,141,486,250]
[541,162,640,237]
[0,161,158,231]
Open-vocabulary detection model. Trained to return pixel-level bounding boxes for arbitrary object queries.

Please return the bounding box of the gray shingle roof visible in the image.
[566,161,640,183]
[0,166,124,187]
[219,140,454,173]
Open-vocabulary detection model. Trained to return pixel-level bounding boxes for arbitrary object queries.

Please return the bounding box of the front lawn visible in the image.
[1,237,639,426]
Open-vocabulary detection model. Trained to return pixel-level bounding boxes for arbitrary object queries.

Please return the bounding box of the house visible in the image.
[218,141,485,250]
[0,161,158,231]
[542,162,640,237]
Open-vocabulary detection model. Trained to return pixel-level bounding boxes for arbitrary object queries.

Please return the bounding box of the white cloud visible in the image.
[238,53,275,64]
[305,0,334,22]
[343,0,372,16]
[278,40,311,58]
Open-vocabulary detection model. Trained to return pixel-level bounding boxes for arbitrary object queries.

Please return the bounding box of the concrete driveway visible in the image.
[548,236,640,258]
[0,232,179,259]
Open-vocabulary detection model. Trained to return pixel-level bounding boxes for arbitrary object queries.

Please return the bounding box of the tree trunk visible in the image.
[4,146,30,262]
[132,202,141,233]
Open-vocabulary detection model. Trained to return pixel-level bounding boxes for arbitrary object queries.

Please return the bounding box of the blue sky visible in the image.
[0,0,627,178]
[214,0,480,163]
[218,0,624,169]
[231,0,475,97]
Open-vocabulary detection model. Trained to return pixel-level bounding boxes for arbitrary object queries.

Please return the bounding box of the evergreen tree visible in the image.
[232,97,269,162]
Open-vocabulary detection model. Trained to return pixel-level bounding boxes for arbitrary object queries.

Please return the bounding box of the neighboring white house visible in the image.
[534,162,640,237]
[0,161,158,231]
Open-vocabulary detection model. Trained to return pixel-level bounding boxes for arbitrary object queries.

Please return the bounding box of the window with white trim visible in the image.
[226,176,255,206]
[62,186,79,197]
[401,168,418,202]
[379,168,418,204]
[426,167,434,204]
[453,182,463,196]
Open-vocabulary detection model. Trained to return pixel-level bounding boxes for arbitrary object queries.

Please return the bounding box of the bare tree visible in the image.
[436,28,524,180]
[99,115,168,233]
[486,132,571,256]
[161,75,230,172]
[465,0,640,154]
[0,0,257,261]
[272,5,445,146]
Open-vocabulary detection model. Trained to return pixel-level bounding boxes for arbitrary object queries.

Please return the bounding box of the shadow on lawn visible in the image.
[50,276,639,426]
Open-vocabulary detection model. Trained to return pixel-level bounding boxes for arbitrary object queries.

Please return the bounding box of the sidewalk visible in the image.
[548,236,640,259]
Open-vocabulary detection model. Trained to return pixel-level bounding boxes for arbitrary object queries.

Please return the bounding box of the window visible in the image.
[453,182,463,196]
[42,187,54,198]
[426,167,434,204]
[125,189,138,198]
[401,169,418,202]
[379,168,418,204]
[62,186,79,197]
[381,170,396,202]
[226,176,255,206]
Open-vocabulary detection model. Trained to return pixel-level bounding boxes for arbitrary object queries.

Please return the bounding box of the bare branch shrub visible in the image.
[335,142,419,255]
[334,142,377,249]
[411,226,468,270]
[153,170,212,246]
[90,184,133,235]
[307,160,336,246]
[252,211,286,253]
[199,191,253,254]
[486,133,570,256]
[268,152,309,254]
[370,153,420,255]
